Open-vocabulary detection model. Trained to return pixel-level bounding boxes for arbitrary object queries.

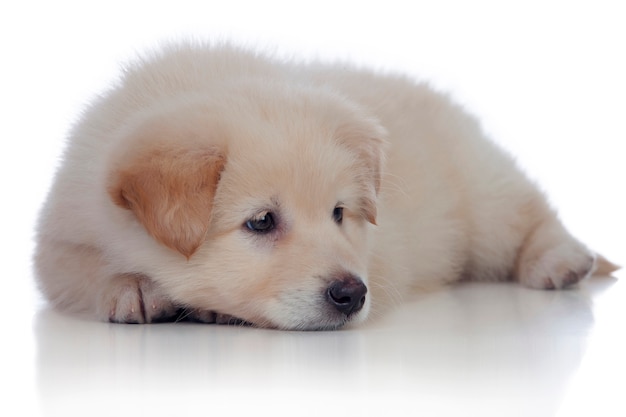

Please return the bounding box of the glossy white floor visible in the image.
[2,2,624,416]
[21,277,625,417]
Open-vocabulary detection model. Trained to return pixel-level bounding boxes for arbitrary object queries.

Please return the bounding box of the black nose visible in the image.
[327,276,367,316]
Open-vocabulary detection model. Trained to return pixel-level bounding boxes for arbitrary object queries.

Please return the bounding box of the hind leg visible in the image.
[515,215,596,289]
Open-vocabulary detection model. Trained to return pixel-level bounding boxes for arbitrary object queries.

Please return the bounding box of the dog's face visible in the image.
[108,89,385,330]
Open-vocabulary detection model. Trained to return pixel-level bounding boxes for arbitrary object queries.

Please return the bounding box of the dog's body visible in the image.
[34,43,616,330]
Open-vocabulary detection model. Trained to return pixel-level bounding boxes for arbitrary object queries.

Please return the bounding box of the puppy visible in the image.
[34,43,618,330]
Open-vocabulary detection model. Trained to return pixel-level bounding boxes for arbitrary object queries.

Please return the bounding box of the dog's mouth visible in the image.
[176,276,368,330]
[176,308,358,331]
[257,280,368,331]
[180,310,352,331]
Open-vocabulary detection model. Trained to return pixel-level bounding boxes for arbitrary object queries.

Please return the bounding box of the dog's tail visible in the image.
[594,254,621,277]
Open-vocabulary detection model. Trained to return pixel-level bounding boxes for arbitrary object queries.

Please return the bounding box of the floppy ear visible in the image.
[108,146,225,258]
[335,121,387,225]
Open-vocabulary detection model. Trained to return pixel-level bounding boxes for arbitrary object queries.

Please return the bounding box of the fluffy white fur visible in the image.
[34,43,617,330]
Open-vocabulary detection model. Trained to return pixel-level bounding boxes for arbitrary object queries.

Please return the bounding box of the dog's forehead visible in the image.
[209,97,380,226]
[232,131,357,197]
[208,129,365,229]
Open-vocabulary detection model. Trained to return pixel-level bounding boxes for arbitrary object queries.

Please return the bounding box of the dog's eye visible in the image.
[245,212,275,233]
[333,206,344,225]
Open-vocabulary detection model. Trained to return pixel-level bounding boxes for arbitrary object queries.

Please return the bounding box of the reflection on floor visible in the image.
[31,276,624,417]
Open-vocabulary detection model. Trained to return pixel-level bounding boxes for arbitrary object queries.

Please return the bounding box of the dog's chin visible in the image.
[257,309,368,331]
[279,318,349,332]
[198,311,363,331]
[184,298,370,331]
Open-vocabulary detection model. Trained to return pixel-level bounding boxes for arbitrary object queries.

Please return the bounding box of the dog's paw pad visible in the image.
[543,277,556,290]
[561,267,590,287]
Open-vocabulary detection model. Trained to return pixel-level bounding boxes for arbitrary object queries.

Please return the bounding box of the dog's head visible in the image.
[107,88,386,330]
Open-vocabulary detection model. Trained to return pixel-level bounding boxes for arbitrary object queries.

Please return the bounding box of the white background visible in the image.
[1,1,624,416]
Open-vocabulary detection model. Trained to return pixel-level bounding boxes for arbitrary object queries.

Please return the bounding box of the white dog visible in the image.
[34,43,617,330]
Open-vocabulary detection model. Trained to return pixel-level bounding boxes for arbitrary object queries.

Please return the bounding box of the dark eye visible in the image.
[245,212,275,233]
[333,206,344,224]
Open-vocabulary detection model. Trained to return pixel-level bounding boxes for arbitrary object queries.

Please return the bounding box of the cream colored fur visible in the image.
[34,43,617,330]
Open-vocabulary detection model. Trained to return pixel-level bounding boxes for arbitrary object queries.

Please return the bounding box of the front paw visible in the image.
[99,274,179,323]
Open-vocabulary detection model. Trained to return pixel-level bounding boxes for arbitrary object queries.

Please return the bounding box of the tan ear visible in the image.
[109,147,225,258]
[335,121,387,225]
